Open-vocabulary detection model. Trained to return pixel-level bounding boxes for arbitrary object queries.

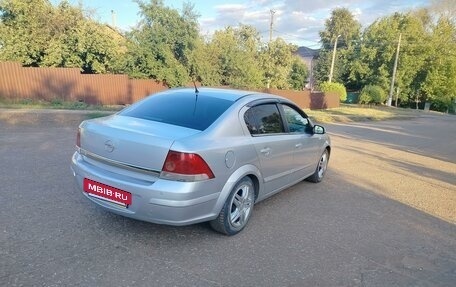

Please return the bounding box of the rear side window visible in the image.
[120,92,234,131]
[244,104,284,135]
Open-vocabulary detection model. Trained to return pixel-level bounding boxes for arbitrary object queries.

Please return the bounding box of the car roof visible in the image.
[163,87,282,102]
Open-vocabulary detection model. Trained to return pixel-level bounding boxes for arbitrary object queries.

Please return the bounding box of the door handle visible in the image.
[260,147,271,156]
[295,143,303,148]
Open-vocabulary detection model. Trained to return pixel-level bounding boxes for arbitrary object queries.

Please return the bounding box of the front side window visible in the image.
[282,104,312,134]
[244,104,285,135]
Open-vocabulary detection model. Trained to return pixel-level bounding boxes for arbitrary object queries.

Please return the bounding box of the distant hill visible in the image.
[296,46,320,58]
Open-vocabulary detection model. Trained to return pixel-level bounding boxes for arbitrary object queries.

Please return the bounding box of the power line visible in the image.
[273,27,453,48]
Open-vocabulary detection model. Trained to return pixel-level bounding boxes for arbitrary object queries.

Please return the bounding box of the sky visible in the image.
[50,0,431,48]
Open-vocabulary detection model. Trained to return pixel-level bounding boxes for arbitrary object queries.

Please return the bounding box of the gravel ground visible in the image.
[1,108,455,286]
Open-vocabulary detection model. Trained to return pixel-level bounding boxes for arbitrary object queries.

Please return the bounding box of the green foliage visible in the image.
[2,0,455,112]
[319,82,347,102]
[188,37,221,86]
[68,101,89,110]
[288,58,308,90]
[430,99,454,113]
[0,0,126,73]
[262,38,301,89]
[315,8,362,88]
[319,8,361,50]
[359,85,387,104]
[352,12,431,104]
[0,97,99,110]
[0,1,299,90]
[0,0,54,65]
[421,17,456,111]
[318,6,456,111]
[314,50,333,84]
[122,0,200,86]
[50,98,88,109]
[191,25,302,90]
[209,25,264,88]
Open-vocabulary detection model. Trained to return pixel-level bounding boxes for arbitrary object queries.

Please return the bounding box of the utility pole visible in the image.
[267,10,276,89]
[269,10,276,43]
[388,33,401,106]
[329,35,341,83]
[111,10,117,28]
[395,86,400,107]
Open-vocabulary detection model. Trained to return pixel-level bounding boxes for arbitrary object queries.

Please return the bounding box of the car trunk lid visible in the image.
[79,115,200,172]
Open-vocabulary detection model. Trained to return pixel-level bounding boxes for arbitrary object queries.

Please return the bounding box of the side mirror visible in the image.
[313,125,325,135]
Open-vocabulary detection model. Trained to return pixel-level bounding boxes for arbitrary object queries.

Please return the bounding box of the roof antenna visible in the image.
[193,79,199,94]
[192,79,199,115]
[190,64,200,94]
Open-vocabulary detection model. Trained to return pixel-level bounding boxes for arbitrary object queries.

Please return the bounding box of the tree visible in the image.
[187,36,222,86]
[262,38,302,89]
[315,8,361,87]
[421,17,456,111]
[123,0,200,86]
[313,50,334,86]
[319,82,347,102]
[188,25,305,90]
[351,12,431,106]
[288,58,308,90]
[0,0,127,73]
[359,85,387,104]
[206,25,263,88]
[43,1,127,73]
[319,8,361,50]
[0,0,54,66]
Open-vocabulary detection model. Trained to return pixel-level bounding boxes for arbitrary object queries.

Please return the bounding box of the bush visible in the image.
[319,82,347,102]
[67,101,89,110]
[430,99,454,113]
[51,98,64,107]
[359,85,387,104]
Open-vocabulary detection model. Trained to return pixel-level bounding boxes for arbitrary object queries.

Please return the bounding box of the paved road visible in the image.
[325,114,456,224]
[1,113,455,286]
[326,114,456,163]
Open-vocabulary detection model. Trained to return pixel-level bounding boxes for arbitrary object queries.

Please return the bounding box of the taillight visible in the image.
[160,150,215,182]
[76,128,81,148]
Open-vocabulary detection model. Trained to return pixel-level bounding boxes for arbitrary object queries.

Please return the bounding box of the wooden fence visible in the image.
[0,62,167,105]
[259,88,339,110]
[0,62,339,109]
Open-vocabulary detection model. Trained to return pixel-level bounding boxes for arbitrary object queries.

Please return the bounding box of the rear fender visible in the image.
[211,164,263,216]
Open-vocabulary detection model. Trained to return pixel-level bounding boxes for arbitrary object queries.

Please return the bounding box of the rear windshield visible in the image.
[120,91,234,131]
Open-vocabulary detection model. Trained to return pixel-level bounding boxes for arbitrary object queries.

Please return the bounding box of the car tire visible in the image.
[306,149,329,183]
[210,177,255,235]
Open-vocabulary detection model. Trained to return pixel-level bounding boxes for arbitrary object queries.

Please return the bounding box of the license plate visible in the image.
[83,178,132,206]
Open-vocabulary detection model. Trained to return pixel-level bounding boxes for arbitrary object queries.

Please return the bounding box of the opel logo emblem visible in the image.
[104,140,115,153]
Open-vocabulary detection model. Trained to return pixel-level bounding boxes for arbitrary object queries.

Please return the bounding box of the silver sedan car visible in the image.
[71,88,331,235]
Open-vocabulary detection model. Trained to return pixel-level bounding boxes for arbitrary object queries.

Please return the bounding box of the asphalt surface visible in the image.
[1,111,455,286]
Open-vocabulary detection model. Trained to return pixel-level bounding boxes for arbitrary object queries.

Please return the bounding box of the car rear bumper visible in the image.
[71,151,220,226]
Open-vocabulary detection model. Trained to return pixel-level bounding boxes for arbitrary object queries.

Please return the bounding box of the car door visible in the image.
[280,104,324,179]
[244,103,296,196]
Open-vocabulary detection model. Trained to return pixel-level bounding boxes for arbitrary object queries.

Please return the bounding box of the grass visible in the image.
[0,98,123,111]
[307,104,428,123]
